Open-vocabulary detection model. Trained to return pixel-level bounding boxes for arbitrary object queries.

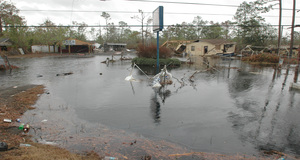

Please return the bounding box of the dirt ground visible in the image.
[0,85,100,160]
[0,54,298,159]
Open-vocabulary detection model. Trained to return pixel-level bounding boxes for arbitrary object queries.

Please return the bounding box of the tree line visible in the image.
[0,0,299,52]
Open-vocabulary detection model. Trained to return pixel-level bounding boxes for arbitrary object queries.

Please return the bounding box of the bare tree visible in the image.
[101,12,111,42]
[131,9,147,45]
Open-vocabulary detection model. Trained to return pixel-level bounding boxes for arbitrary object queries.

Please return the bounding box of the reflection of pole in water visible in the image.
[129,81,135,95]
[227,56,231,78]
[272,66,277,82]
[281,66,290,91]
[150,89,161,124]
[294,51,300,83]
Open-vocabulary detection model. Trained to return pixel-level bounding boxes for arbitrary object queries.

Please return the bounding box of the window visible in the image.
[191,46,195,51]
[204,46,208,54]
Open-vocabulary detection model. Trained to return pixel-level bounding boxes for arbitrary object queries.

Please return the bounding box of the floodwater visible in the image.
[1,55,300,158]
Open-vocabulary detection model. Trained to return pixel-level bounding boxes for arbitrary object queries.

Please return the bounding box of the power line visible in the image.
[2,24,295,28]
[126,0,243,8]
[125,0,297,11]
[18,10,300,18]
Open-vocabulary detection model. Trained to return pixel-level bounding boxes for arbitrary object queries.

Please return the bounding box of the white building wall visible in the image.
[32,45,58,53]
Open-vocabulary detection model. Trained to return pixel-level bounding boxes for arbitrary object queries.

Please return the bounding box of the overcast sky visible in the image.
[9,0,300,34]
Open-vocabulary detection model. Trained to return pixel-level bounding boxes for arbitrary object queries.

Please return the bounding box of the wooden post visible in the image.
[294,46,300,83]
[277,0,282,56]
[68,45,71,54]
[0,16,2,36]
[289,0,296,57]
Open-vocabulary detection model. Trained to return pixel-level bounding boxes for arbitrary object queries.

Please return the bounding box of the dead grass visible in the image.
[1,142,100,160]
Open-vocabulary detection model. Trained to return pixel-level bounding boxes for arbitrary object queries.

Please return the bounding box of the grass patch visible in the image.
[132,57,181,66]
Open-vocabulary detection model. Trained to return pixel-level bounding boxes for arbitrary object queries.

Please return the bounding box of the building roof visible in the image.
[0,38,9,43]
[105,43,127,46]
[64,38,91,45]
[192,39,235,45]
[0,38,13,46]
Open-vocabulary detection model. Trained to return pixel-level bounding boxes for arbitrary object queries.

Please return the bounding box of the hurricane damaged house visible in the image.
[60,38,93,54]
[103,43,126,52]
[0,38,13,52]
[186,39,236,56]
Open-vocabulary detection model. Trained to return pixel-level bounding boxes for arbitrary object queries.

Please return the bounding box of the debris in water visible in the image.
[0,142,8,151]
[20,144,32,147]
[152,65,172,88]
[3,119,12,123]
[104,156,118,160]
[125,75,135,81]
[56,72,73,76]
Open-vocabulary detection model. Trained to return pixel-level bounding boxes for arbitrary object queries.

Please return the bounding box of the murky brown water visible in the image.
[1,55,299,159]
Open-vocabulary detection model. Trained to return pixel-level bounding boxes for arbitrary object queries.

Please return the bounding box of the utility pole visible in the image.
[277,0,282,56]
[289,0,296,57]
[0,16,2,36]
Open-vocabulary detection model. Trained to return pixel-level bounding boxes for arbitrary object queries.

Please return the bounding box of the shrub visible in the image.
[132,57,181,66]
[136,44,172,59]
[242,53,279,63]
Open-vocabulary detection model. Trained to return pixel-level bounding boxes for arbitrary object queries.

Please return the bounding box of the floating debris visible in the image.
[3,119,12,123]
[290,83,300,90]
[56,72,73,76]
[152,65,173,88]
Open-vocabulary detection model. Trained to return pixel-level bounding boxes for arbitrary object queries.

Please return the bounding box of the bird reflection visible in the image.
[150,87,171,124]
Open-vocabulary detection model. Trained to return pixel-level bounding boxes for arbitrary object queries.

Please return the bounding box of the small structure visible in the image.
[103,43,126,52]
[60,38,92,54]
[31,45,59,53]
[161,40,191,55]
[278,45,299,57]
[186,39,236,56]
[0,38,13,51]
[87,41,101,49]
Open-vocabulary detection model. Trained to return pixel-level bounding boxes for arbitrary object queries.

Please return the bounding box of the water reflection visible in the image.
[150,86,172,124]
[150,89,161,124]
[228,66,300,156]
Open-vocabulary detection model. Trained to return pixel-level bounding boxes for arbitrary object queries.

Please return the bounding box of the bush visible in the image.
[132,57,181,66]
[242,53,279,63]
[136,44,172,59]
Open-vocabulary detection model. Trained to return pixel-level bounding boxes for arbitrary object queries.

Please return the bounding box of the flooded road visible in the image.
[1,55,299,158]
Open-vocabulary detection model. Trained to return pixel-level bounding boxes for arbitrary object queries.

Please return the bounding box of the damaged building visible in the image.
[103,43,127,52]
[186,39,236,56]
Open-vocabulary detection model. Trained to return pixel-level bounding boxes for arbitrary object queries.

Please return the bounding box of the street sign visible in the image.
[153,6,163,32]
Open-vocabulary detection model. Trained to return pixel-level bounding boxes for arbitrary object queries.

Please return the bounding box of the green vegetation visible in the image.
[132,57,181,66]
[242,53,279,63]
